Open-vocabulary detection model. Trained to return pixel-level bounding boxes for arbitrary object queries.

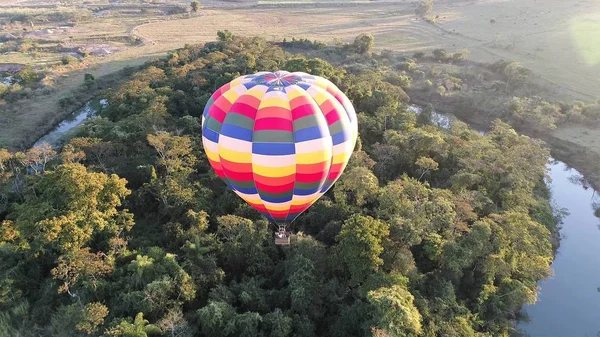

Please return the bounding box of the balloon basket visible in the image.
[275,225,290,245]
[275,236,291,245]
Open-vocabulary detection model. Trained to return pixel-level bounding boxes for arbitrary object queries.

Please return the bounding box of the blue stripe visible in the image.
[293,187,321,195]
[243,82,257,89]
[331,131,348,145]
[260,194,293,203]
[202,126,220,143]
[298,83,311,90]
[252,142,295,155]
[320,182,334,193]
[260,211,276,222]
[229,185,258,194]
[294,126,325,142]
[285,213,300,222]
[220,123,253,141]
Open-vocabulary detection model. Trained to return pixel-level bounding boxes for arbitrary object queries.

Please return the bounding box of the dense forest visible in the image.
[0,34,557,337]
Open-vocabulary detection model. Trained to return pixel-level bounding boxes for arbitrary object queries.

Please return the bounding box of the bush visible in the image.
[432,49,449,62]
[413,51,425,60]
[62,55,79,65]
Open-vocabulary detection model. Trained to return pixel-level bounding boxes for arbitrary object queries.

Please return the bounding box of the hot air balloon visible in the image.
[201,71,358,245]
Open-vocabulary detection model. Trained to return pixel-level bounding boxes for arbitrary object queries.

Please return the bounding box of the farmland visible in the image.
[0,0,599,166]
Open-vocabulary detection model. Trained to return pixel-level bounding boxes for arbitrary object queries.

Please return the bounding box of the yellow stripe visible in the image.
[292,198,316,206]
[312,91,329,105]
[296,151,330,164]
[205,148,220,162]
[245,86,265,99]
[332,152,351,164]
[259,97,291,108]
[218,146,252,163]
[264,204,291,211]
[286,87,307,100]
[222,89,240,104]
[253,164,295,177]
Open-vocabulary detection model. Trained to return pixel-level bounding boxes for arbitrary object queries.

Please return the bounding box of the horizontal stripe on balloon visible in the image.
[261,201,291,211]
[221,168,254,182]
[331,131,348,145]
[254,117,293,131]
[229,185,257,194]
[202,127,220,143]
[219,124,253,142]
[296,171,328,183]
[218,146,252,163]
[223,113,255,130]
[204,117,222,132]
[252,153,296,167]
[259,194,293,203]
[218,134,252,152]
[293,186,322,195]
[296,151,330,164]
[252,142,295,155]
[290,103,318,120]
[222,88,241,104]
[253,131,294,143]
[253,164,295,177]
[256,106,291,119]
[295,138,332,154]
[324,110,341,125]
[296,161,329,174]
[293,114,321,130]
[293,126,326,142]
[254,172,295,185]
[255,180,295,194]
[332,151,351,164]
[259,97,290,108]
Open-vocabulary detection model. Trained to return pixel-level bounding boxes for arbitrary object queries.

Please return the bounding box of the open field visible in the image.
[1,0,599,158]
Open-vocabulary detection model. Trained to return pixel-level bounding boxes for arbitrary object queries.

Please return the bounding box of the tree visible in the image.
[217,30,234,43]
[367,285,422,336]
[336,215,390,284]
[416,156,439,180]
[190,0,199,13]
[415,0,433,18]
[353,33,375,55]
[107,312,161,337]
[6,163,132,255]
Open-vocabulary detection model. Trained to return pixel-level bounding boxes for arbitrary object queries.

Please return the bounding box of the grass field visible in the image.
[1,0,599,161]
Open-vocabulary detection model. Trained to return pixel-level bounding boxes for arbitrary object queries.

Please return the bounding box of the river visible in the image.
[33,102,600,336]
[409,106,600,337]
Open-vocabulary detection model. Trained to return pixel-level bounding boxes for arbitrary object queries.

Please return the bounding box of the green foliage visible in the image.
[62,54,79,65]
[0,34,557,337]
[353,33,375,55]
[190,0,200,12]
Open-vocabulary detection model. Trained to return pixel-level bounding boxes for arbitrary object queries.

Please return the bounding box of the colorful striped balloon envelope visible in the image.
[201,71,358,227]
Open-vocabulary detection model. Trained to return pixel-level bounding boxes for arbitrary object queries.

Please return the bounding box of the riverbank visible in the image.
[407,92,600,192]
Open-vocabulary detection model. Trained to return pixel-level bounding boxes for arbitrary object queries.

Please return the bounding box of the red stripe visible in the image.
[290,96,313,110]
[289,204,311,214]
[220,157,252,173]
[296,162,329,174]
[249,203,268,213]
[254,117,293,131]
[236,94,261,108]
[255,180,295,194]
[324,109,340,125]
[256,106,290,119]
[267,210,291,217]
[229,102,258,119]
[254,173,295,186]
[291,103,318,120]
[296,171,328,184]
[208,105,227,123]
[222,169,254,181]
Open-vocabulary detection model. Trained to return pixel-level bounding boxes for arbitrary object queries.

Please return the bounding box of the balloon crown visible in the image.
[252,71,303,87]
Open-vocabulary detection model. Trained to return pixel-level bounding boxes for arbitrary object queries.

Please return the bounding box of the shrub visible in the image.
[62,55,79,65]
